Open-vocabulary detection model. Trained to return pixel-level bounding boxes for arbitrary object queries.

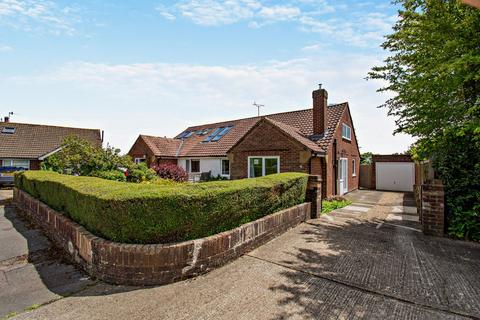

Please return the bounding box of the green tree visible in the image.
[360,152,373,164]
[41,136,156,183]
[369,0,480,240]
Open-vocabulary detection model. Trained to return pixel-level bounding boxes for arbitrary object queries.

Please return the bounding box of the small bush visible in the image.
[15,171,308,244]
[152,163,188,182]
[126,163,157,183]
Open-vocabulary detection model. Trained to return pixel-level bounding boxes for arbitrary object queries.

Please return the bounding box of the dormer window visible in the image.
[1,127,15,134]
[342,124,351,141]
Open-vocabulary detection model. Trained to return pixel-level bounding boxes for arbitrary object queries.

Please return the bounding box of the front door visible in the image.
[338,158,348,195]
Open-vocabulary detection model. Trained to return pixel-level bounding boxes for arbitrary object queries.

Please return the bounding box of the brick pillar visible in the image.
[306,175,322,219]
[421,184,445,236]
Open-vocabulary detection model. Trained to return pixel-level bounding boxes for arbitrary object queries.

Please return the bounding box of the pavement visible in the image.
[0,189,95,319]
[1,189,480,320]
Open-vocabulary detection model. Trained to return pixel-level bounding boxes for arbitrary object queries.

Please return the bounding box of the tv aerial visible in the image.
[252,101,265,117]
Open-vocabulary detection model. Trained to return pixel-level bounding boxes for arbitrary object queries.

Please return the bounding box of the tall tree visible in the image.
[369,0,479,145]
[369,0,480,240]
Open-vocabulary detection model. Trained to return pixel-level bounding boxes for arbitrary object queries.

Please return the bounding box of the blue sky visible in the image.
[0,0,414,153]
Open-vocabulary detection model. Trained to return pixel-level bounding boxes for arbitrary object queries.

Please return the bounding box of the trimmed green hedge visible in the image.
[15,171,308,244]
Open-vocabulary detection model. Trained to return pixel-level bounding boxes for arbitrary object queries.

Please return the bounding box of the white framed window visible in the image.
[248,156,280,178]
[2,159,30,169]
[221,159,230,175]
[352,159,356,176]
[134,157,146,164]
[342,123,352,141]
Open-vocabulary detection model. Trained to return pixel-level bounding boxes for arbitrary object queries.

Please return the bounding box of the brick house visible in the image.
[0,121,102,170]
[129,86,360,197]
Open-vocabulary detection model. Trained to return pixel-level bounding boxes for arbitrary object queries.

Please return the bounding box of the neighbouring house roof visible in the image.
[135,102,348,158]
[0,122,102,160]
[137,135,183,158]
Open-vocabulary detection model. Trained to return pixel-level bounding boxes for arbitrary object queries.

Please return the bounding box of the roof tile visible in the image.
[0,122,102,159]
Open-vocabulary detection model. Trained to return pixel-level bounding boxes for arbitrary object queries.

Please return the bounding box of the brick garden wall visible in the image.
[420,183,445,237]
[14,188,313,286]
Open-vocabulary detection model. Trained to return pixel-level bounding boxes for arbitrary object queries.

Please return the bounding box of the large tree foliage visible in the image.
[369,0,480,240]
[41,136,156,183]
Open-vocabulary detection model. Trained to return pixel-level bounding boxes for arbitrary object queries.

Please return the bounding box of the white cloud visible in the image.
[155,4,176,21]
[0,44,13,51]
[155,0,396,48]
[258,5,300,21]
[174,0,260,26]
[0,0,79,35]
[298,11,396,47]
[4,55,414,154]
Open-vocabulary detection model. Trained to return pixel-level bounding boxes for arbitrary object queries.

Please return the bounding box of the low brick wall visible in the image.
[13,188,311,286]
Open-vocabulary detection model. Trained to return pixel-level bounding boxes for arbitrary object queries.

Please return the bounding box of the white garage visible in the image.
[376,162,415,192]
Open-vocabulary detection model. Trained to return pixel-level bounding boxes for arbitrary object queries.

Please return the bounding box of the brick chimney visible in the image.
[312,84,327,135]
[3,116,9,123]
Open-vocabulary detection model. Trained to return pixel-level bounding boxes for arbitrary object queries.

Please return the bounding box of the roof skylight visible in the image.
[203,126,233,142]
[1,127,15,134]
[177,131,193,139]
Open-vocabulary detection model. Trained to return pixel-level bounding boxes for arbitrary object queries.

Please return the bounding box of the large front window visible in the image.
[2,159,30,169]
[248,156,279,178]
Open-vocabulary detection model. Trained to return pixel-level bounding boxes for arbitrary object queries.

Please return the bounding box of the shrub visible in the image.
[41,136,156,183]
[126,163,157,183]
[152,163,188,182]
[429,124,480,241]
[15,171,308,244]
[91,170,127,182]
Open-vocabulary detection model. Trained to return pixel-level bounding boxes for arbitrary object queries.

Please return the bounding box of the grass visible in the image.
[321,199,352,214]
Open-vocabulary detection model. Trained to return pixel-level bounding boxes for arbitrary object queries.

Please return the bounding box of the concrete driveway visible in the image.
[3,190,480,320]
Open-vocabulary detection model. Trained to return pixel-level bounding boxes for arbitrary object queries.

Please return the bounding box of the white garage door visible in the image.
[376,162,414,192]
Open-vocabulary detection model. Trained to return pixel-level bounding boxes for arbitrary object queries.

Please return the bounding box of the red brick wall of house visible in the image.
[128,137,157,167]
[30,160,41,170]
[228,121,310,179]
[156,158,178,166]
[325,108,360,198]
[371,154,413,189]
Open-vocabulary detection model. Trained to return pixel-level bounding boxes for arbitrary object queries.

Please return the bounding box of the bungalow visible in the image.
[0,121,102,170]
[128,86,360,197]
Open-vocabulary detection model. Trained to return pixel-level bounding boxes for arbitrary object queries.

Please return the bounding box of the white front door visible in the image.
[338,158,348,195]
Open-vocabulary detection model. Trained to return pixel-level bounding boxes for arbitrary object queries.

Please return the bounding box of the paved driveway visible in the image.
[3,190,480,320]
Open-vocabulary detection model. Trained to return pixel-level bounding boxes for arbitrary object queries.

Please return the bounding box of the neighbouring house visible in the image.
[128,86,360,197]
[0,121,102,170]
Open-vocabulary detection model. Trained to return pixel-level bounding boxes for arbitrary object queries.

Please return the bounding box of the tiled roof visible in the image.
[0,122,102,159]
[139,103,348,158]
[264,118,324,152]
[139,135,182,157]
